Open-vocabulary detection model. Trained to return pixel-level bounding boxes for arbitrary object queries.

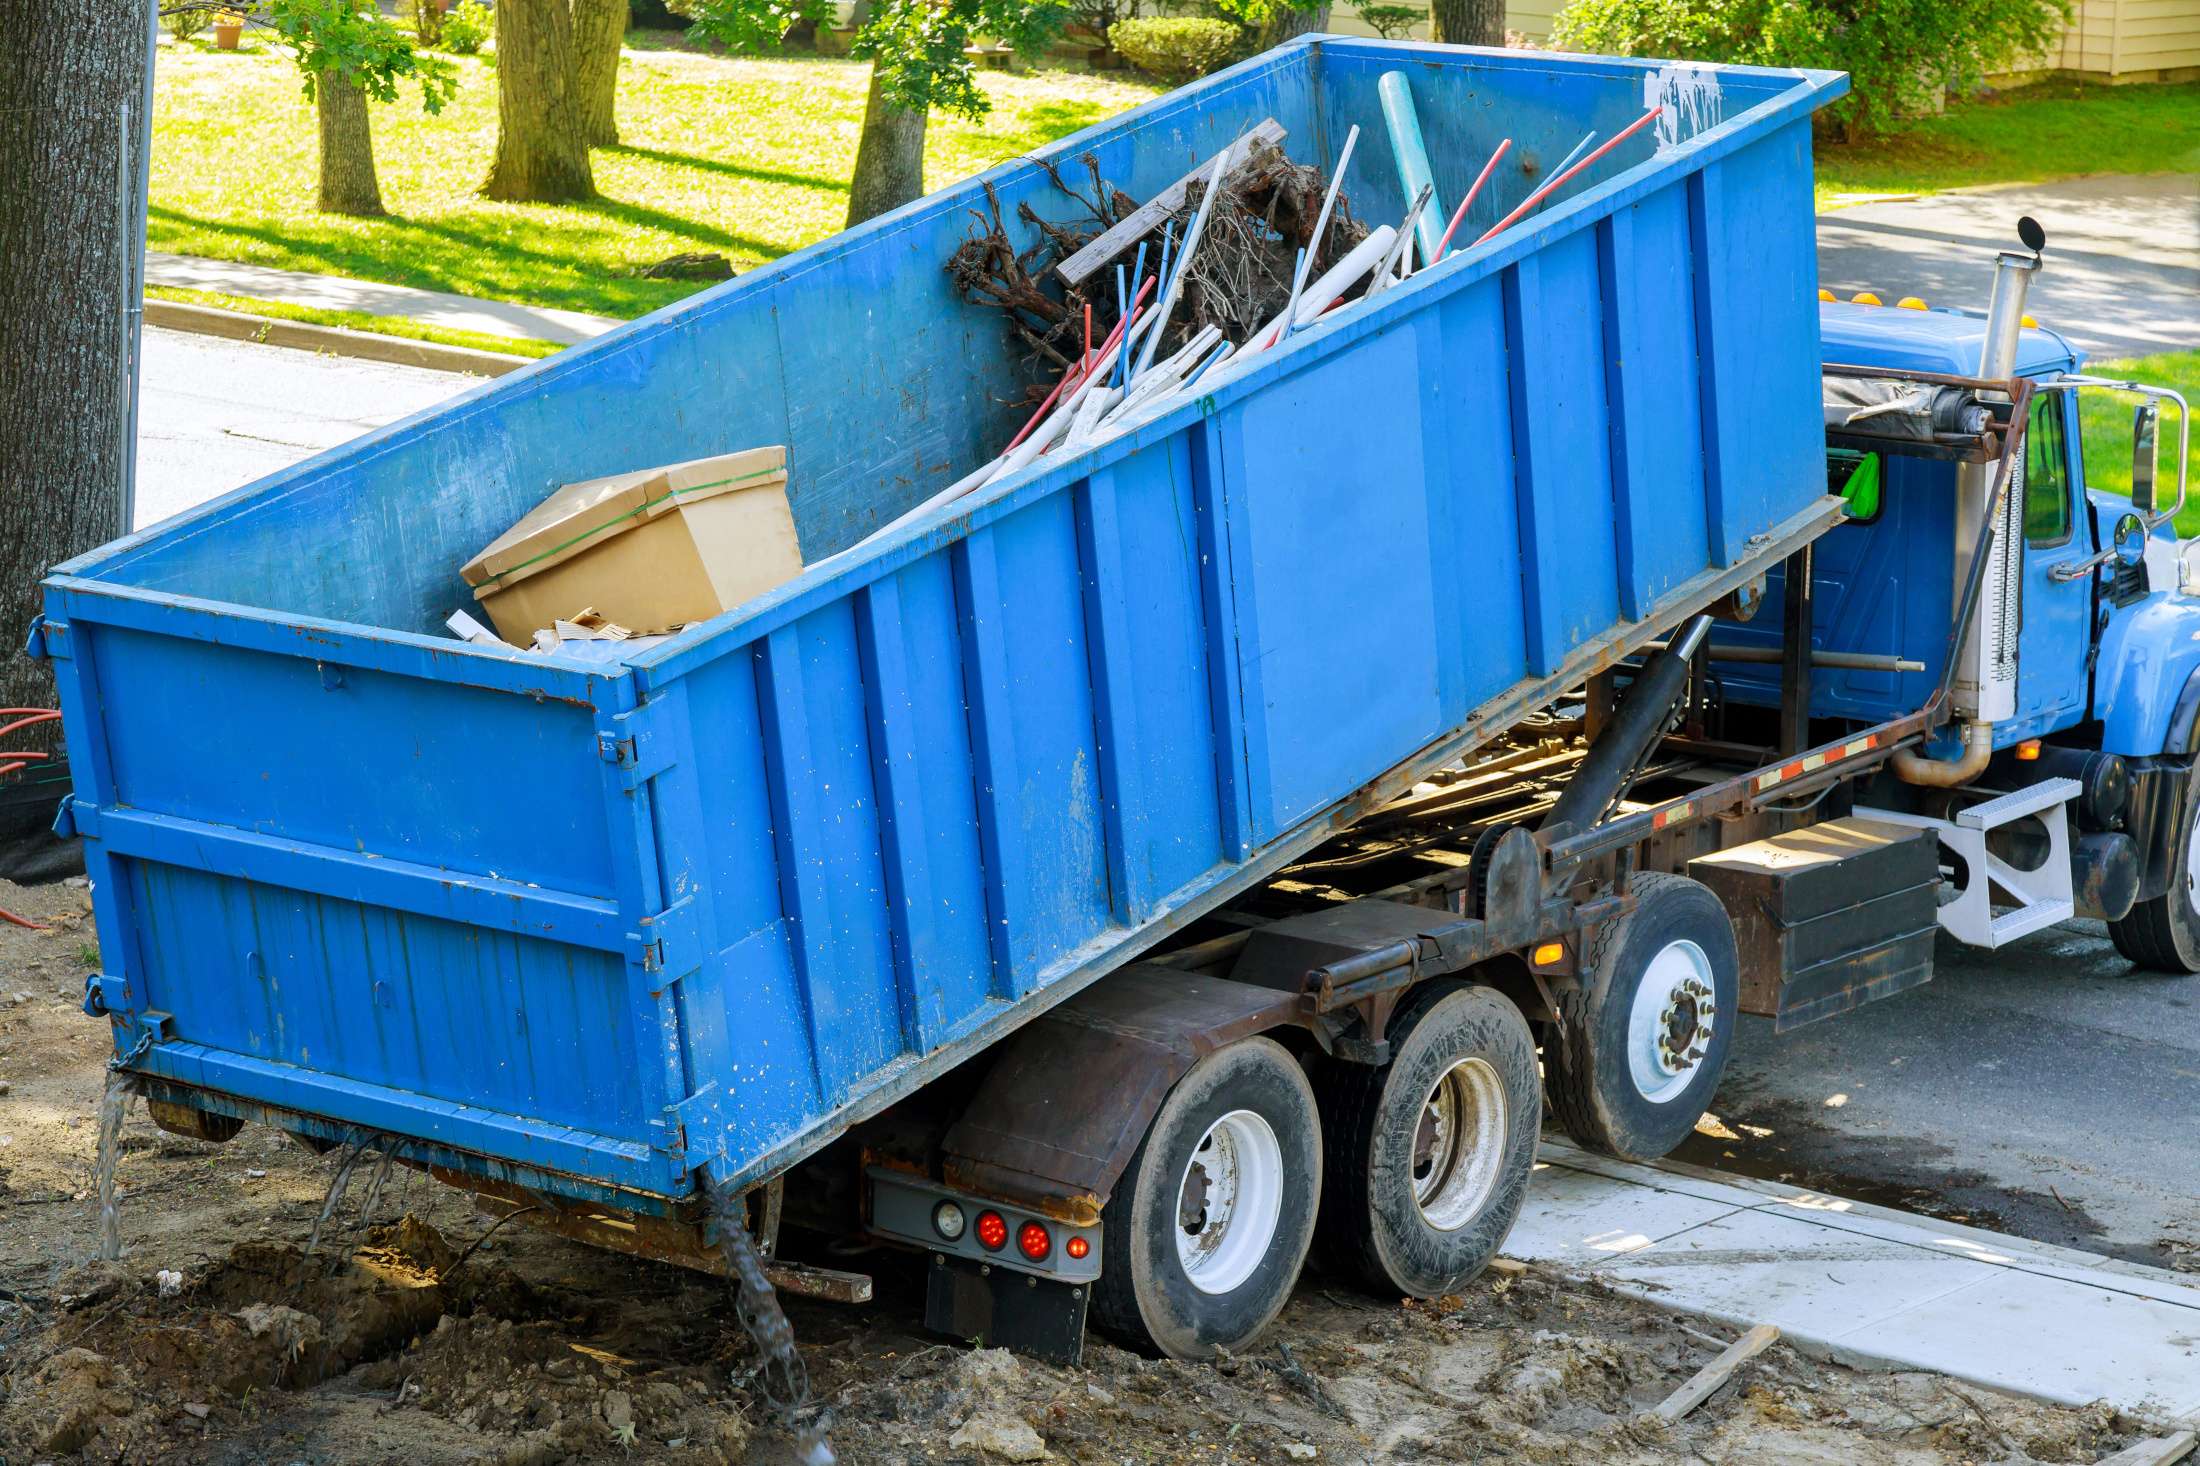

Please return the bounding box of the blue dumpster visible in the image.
[44,37,1845,1209]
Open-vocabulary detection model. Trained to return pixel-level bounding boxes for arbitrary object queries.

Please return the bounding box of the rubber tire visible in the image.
[1545,873,1739,1161]
[1090,1036,1322,1359]
[2110,760,2200,973]
[1314,982,1541,1297]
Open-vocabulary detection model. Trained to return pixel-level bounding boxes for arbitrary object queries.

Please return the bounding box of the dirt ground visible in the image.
[0,877,2175,1465]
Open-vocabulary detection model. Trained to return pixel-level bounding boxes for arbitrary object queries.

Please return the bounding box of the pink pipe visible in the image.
[1471,106,1662,249]
[1434,138,1512,260]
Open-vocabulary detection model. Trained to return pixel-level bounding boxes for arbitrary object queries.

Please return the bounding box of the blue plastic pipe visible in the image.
[1378,71,1446,267]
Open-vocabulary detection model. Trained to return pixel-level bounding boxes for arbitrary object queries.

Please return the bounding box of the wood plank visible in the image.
[1646,1323,1780,1421]
[2094,1430,2197,1466]
[1054,120,1285,289]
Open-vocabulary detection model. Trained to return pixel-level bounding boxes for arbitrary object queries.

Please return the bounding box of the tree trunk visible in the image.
[483,0,595,201]
[1257,3,1330,51]
[573,0,626,149]
[1428,0,1504,46]
[845,65,927,228]
[315,75,386,216]
[0,0,149,872]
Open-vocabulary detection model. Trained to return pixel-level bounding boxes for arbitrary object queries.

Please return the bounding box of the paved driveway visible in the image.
[1817,174,2200,358]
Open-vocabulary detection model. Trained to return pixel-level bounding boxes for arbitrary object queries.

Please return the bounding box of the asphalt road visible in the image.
[133,325,475,530]
[1816,174,2200,359]
[1682,920,2200,1271]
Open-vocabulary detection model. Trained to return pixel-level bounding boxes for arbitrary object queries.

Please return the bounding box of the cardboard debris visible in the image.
[460,446,802,646]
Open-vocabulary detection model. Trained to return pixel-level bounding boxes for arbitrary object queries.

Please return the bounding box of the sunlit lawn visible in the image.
[2071,350,2200,534]
[1815,77,2200,205]
[150,37,1162,319]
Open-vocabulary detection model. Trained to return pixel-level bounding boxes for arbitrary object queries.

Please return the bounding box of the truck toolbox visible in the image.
[1692,817,1941,1031]
[45,38,1845,1208]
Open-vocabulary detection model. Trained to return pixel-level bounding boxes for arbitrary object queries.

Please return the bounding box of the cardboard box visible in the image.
[461,447,801,645]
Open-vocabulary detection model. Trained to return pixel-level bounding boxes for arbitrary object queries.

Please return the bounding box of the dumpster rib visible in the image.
[698,494,1846,1194]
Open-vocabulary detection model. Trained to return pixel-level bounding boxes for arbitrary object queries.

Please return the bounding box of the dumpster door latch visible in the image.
[600,700,675,786]
[636,895,701,982]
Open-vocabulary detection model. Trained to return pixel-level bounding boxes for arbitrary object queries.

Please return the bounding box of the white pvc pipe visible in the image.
[1241,225,1397,360]
[1132,152,1228,383]
[984,310,1157,487]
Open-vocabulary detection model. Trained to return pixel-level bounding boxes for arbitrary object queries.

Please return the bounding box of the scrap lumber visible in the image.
[2096,1431,2198,1466]
[1054,120,1285,288]
[1646,1322,1780,1421]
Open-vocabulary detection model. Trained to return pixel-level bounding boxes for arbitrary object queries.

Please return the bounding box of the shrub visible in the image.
[1353,1,1421,38]
[1111,15,1239,82]
[1552,0,2069,138]
[167,5,212,40]
[441,0,494,52]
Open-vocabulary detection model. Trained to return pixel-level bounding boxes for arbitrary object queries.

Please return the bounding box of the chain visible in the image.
[710,1185,835,1465]
[108,1027,155,1072]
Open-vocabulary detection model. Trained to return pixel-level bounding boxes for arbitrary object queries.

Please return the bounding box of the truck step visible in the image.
[1859,778,2079,950]
[1953,777,2081,829]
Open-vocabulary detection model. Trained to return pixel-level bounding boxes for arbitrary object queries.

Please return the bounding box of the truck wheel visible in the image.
[1090,1036,1321,1359]
[1315,983,1540,1297]
[2109,762,2200,973]
[1546,873,1738,1161]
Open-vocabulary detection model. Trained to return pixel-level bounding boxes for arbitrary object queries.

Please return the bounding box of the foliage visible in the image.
[162,1,460,108]
[1068,0,1141,45]
[683,0,1068,120]
[441,0,494,53]
[1110,16,1238,82]
[1551,0,2070,137]
[149,47,1163,317]
[410,0,444,46]
[262,0,460,110]
[167,6,212,40]
[1352,1,1421,38]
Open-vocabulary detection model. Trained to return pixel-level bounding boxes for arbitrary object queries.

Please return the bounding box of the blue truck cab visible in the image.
[1711,278,2196,964]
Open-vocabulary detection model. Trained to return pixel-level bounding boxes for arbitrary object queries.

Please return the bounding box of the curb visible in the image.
[143,299,538,377]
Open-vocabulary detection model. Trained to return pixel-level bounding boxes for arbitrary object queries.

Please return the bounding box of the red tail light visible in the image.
[1017,1220,1052,1261]
[1064,1234,1090,1260]
[974,1210,1008,1251]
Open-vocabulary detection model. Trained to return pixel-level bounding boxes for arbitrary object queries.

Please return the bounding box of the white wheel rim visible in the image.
[1625,938,1718,1105]
[1412,1056,1508,1232]
[2184,801,2200,915]
[1175,1108,1284,1296]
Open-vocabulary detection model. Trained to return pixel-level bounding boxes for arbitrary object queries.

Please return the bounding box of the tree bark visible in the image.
[573,0,627,148]
[845,65,927,228]
[0,0,147,762]
[315,75,386,215]
[0,0,146,878]
[1257,3,1330,51]
[1428,0,1504,46]
[483,0,596,201]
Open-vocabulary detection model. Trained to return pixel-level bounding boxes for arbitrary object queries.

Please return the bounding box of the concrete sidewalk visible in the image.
[1504,1140,2200,1418]
[147,252,623,346]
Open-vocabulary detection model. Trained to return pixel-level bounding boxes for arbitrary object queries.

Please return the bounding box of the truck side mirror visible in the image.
[2133,398,2162,515]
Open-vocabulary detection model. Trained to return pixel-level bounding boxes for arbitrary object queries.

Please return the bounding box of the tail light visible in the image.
[974,1210,1008,1251]
[1017,1220,1052,1262]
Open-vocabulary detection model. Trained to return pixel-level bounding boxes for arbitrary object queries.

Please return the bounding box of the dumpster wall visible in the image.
[50,40,1847,1203]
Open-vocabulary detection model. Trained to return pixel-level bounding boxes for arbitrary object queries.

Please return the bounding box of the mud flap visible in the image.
[926,1252,1091,1365]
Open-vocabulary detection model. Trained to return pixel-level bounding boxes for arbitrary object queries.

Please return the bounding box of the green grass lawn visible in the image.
[2073,350,2200,533]
[151,38,1161,320]
[1815,78,2200,204]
